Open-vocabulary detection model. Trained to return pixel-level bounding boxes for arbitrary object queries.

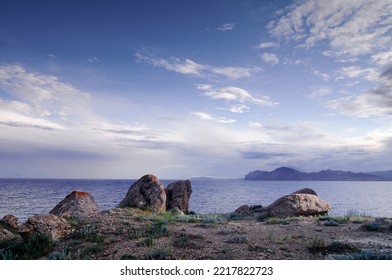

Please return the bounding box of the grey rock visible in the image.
[18,214,72,241]
[2,214,19,229]
[235,205,263,215]
[291,188,318,196]
[118,174,166,212]
[0,226,15,241]
[165,180,192,214]
[263,189,331,218]
[50,191,99,219]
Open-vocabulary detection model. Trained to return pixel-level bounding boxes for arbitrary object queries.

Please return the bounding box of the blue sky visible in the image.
[1,0,391,178]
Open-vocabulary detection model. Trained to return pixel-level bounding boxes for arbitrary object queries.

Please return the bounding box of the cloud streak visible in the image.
[215,23,236,31]
[135,53,261,80]
[192,112,236,124]
[198,85,277,107]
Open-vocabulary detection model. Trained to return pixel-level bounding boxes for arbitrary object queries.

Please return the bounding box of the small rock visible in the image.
[50,191,99,219]
[170,207,185,216]
[235,205,263,215]
[2,214,19,229]
[0,226,15,241]
[18,214,72,241]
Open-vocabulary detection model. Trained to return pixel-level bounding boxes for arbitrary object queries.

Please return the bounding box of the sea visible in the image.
[1,178,392,222]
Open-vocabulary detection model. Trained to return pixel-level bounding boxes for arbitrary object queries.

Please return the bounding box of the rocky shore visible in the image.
[1,175,392,260]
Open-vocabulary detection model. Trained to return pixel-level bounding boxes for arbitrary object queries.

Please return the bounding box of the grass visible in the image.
[143,246,171,260]
[227,234,247,243]
[202,214,226,224]
[308,236,359,255]
[0,233,57,260]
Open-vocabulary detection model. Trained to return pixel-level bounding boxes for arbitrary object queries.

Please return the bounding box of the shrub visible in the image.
[143,246,171,260]
[227,234,247,244]
[363,222,382,232]
[256,212,271,222]
[202,214,225,224]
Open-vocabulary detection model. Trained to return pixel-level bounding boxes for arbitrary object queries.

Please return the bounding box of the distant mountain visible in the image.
[366,171,392,180]
[245,167,389,181]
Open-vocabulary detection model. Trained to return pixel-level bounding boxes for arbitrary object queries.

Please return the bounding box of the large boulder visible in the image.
[165,180,192,214]
[18,214,72,241]
[263,188,331,218]
[49,191,99,219]
[118,174,166,212]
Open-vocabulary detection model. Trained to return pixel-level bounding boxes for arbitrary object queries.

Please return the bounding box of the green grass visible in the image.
[0,233,57,260]
[308,236,358,255]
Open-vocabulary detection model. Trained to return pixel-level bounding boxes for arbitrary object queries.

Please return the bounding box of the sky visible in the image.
[0,0,392,179]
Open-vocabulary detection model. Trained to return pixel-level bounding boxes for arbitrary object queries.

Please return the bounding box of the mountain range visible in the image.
[244,167,392,181]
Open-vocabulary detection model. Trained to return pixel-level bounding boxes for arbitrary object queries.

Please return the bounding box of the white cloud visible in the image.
[268,0,392,60]
[337,66,379,82]
[228,104,250,113]
[209,66,261,80]
[247,121,262,128]
[135,53,260,80]
[216,23,236,31]
[199,85,276,107]
[0,99,64,130]
[326,67,392,117]
[192,112,236,124]
[135,53,205,76]
[0,64,97,124]
[313,70,330,81]
[261,52,279,65]
[88,56,100,63]
[257,41,278,48]
[371,51,392,66]
[309,86,332,99]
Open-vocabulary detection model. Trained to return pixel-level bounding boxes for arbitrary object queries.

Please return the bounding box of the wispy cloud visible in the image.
[268,0,392,60]
[87,56,100,63]
[198,85,277,107]
[309,86,333,99]
[192,112,236,124]
[327,67,392,118]
[257,41,278,49]
[135,53,261,80]
[215,23,236,31]
[261,52,279,65]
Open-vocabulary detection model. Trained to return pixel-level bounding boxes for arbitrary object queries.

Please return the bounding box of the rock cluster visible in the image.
[49,190,99,219]
[118,175,193,213]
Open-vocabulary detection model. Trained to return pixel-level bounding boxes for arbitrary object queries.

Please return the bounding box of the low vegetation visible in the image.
[1,209,392,260]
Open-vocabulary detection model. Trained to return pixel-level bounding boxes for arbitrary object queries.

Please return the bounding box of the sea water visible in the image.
[1,178,392,221]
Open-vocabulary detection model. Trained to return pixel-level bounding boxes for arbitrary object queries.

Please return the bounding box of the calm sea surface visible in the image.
[1,178,392,221]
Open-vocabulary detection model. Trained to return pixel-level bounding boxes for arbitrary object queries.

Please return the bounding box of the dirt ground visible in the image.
[43,208,392,260]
